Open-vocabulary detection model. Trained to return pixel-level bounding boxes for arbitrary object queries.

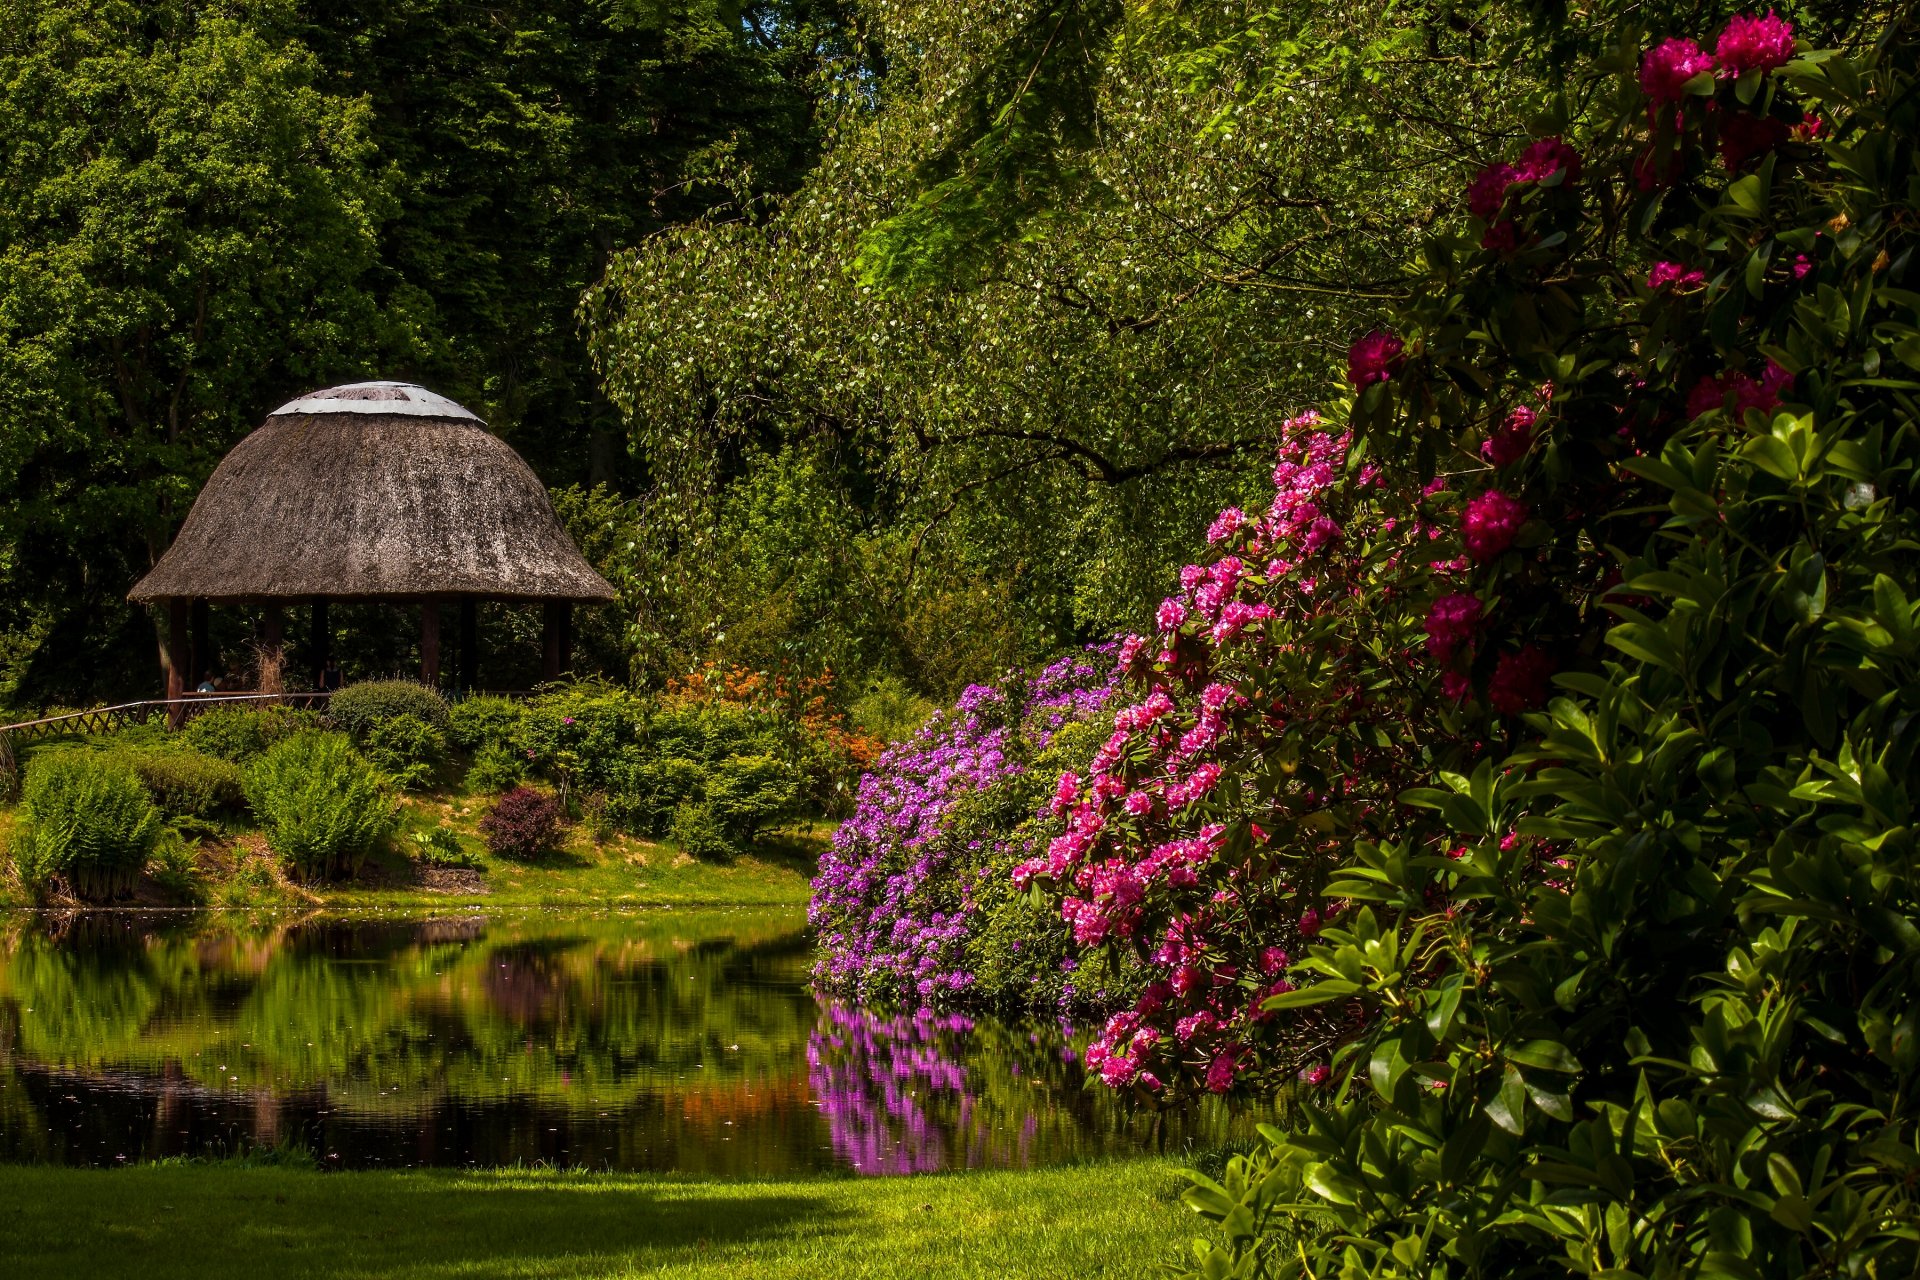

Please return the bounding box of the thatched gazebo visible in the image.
[129,382,615,708]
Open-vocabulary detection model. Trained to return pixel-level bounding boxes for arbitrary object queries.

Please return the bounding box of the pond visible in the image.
[0,909,1254,1175]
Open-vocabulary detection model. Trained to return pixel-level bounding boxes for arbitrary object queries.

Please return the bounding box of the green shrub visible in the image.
[408,826,479,869]
[326,680,449,742]
[360,713,446,790]
[604,755,702,832]
[704,753,799,842]
[668,801,731,860]
[15,752,161,899]
[111,746,245,819]
[849,674,935,744]
[447,695,525,752]
[245,732,396,881]
[462,739,527,794]
[183,705,321,762]
[147,829,204,901]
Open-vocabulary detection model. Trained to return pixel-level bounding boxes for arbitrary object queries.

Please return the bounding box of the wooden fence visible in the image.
[0,692,333,746]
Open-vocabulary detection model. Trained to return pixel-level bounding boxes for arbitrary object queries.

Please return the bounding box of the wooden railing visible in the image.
[0,692,333,744]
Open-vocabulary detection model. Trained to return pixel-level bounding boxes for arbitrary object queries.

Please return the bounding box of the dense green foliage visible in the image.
[13,751,161,898]
[244,731,395,878]
[0,0,859,708]
[910,6,1920,1276]
[183,704,323,762]
[326,679,450,738]
[580,1,1540,693]
[112,745,246,819]
[447,680,825,853]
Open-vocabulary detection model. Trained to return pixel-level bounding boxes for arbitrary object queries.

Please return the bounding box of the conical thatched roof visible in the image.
[129,382,616,604]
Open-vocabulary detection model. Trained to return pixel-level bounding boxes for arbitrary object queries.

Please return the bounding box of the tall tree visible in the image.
[583,1,1536,690]
[0,0,856,706]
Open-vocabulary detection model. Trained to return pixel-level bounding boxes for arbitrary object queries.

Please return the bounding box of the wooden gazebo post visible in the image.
[420,600,442,686]
[542,601,572,682]
[165,599,191,728]
[458,597,479,693]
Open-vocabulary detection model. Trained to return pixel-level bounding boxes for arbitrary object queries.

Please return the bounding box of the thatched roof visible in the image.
[129,382,617,604]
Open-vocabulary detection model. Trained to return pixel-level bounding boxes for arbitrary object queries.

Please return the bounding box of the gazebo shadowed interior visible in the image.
[128,382,615,712]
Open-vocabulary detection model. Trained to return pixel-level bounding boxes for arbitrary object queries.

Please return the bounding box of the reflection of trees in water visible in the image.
[0,909,817,1116]
[0,911,1252,1172]
[805,1001,1253,1174]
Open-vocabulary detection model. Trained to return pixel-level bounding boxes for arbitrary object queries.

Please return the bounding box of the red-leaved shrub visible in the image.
[479,786,564,860]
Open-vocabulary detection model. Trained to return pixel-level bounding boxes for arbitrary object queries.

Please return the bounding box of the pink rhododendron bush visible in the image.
[1018,13,1919,1277]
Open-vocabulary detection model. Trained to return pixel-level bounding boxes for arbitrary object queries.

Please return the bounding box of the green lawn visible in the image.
[0,1160,1199,1279]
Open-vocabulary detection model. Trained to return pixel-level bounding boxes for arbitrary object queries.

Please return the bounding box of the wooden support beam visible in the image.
[458,597,478,693]
[190,598,210,689]
[165,599,190,728]
[541,601,572,683]
[311,598,331,688]
[420,600,442,686]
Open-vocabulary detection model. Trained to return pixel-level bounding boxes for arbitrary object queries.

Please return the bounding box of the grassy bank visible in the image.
[0,793,824,910]
[0,1159,1195,1279]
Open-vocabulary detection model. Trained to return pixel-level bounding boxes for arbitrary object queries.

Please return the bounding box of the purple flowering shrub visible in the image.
[809,652,1133,1010]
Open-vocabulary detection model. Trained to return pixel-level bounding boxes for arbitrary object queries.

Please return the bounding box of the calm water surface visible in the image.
[0,909,1252,1174]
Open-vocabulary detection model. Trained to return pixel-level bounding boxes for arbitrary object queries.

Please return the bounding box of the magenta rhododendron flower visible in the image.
[1488,645,1555,714]
[1346,330,1404,388]
[1640,37,1714,104]
[1716,10,1796,75]
[1156,597,1187,631]
[1206,507,1247,544]
[1687,359,1794,419]
[1481,405,1536,467]
[1205,1054,1237,1093]
[1648,261,1707,290]
[1423,593,1484,663]
[1515,136,1582,184]
[1440,669,1472,702]
[1461,489,1529,560]
[1792,253,1814,279]
[1467,161,1518,218]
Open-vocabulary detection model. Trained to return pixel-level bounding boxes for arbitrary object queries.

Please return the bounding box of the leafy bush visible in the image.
[478,786,564,860]
[112,746,245,819]
[244,732,396,880]
[810,651,1118,1006]
[667,800,730,860]
[326,680,449,742]
[147,829,204,901]
[848,673,936,745]
[360,713,446,790]
[15,752,161,899]
[182,705,321,762]
[408,826,479,869]
[1002,14,1920,1277]
[462,739,527,794]
[519,682,805,847]
[446,694,525,752]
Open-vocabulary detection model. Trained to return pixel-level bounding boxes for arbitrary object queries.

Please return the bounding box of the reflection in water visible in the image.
[0,910,1252,1174]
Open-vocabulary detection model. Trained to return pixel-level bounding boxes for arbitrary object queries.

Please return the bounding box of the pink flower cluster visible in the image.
[1481,405,1536,467]
[1467,136,1583,225]
[1641,13,1795,106]
[1647,261,1707,291]
[1016,415,1393,1089]
[1347,331,1404,389]
[1686,359,1794,420]
[1461,489,1528,561]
